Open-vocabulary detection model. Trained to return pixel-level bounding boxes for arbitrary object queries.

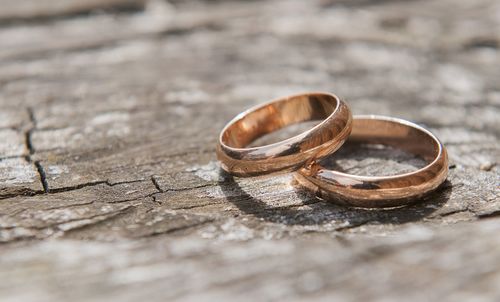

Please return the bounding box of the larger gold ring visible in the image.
[217,92,352,176]
[295,115,449,208]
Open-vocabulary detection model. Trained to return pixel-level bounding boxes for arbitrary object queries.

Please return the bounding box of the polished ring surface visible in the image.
[295,115,449,208]
[217,92,352,176]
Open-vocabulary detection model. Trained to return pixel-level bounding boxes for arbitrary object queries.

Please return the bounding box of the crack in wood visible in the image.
[48,179,147,194]
[25,107,36,156]
[22,107,50,193]
[163,183,218,193]
[0,178,148,200]
[34,161,49,193]
[151,176,163,193]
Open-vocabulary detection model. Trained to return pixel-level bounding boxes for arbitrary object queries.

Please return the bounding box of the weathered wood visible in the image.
[0,0,146,22]
[0,0,499,301]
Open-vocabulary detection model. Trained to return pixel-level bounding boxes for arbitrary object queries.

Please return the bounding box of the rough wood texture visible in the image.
[0,0,499,301]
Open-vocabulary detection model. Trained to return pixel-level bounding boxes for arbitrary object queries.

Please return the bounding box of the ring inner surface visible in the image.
[222,94,337,148]
[347,119,439,163]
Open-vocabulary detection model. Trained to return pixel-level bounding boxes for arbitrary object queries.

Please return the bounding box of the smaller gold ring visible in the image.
[217,92,352,177]
[295,115,449,208]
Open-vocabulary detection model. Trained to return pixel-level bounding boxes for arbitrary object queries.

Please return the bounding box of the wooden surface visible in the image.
[0,0,499,301]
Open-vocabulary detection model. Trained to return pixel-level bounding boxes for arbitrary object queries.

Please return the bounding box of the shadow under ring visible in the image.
[295,115,449,208]
[217,92,352,177]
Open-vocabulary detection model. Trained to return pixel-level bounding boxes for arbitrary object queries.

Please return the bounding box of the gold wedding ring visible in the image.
[217,92,352,176]
[295,115,448,208]
[216,92,449,208]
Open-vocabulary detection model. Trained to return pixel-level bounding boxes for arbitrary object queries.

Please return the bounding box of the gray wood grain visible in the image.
[0,0,499,301]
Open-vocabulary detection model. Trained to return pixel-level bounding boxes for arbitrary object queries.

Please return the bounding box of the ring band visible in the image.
[217,92,352,176]
[295,115,448,208]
